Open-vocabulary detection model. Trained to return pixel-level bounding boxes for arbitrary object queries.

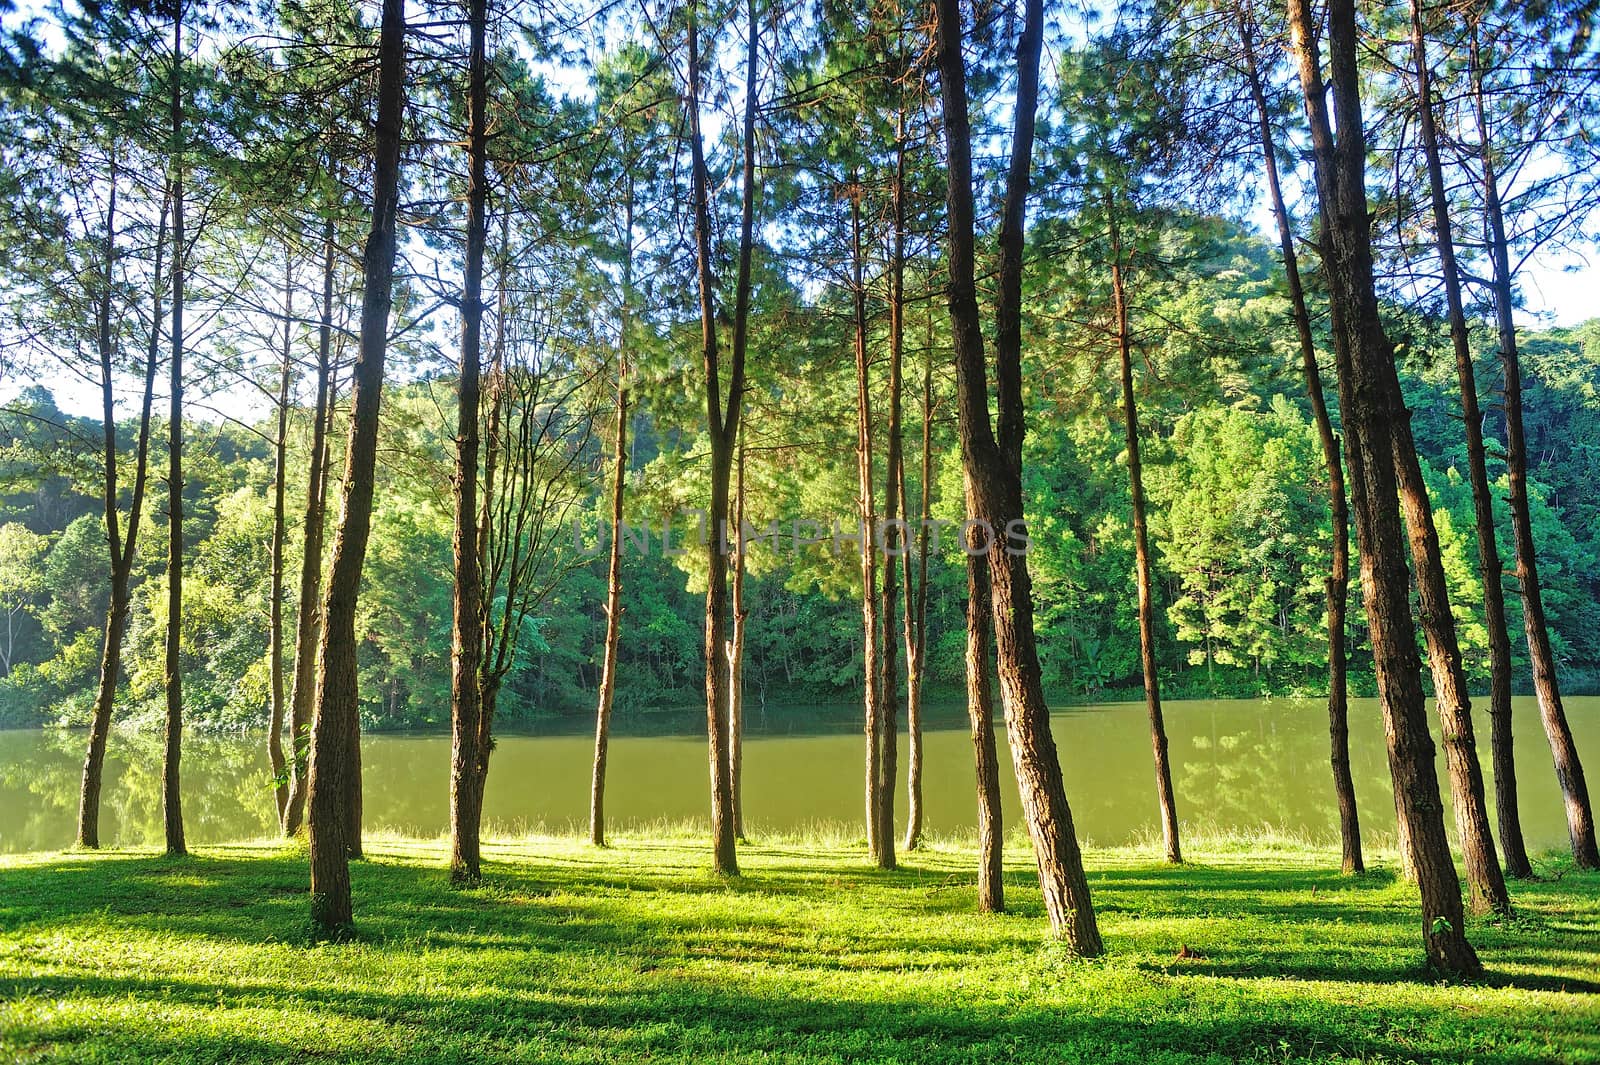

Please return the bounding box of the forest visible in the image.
[1,0,1600,1058]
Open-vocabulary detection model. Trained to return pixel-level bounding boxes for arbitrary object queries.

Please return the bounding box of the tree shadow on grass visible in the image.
[3,844,1600,1010]
[3,961,1593,1065]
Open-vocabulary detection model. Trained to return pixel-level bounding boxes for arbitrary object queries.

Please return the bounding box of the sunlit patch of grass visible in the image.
[1,831,1596,1063]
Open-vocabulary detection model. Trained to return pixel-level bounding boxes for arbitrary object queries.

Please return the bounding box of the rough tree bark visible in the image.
[163,5,187,859]
[268,251,293,824]
[590,183,632,849]
[1236,3,1361,875]
[685,0,755,876]
[284,214,336,838]
[963,477,1004,912]
[77,174,165,850]
[306,0,405,932]
[936,0,1101,951]
[1469,23,1599,871]
[849,188,886,865]
[1410,0,1526,887]
[875,126,909,870]
[448,0,491,885]
[1286,0,1479,974]
[1383,311,1510,910]
[729,435,749,841]
[1109,208,1180,865]
[901,346,931,853]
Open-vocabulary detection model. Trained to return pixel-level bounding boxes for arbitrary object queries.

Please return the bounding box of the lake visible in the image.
[2,696,1596,854]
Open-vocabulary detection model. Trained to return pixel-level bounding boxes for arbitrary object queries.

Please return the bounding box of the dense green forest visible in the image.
[6,313,1600,732]
[4,0,1600,984]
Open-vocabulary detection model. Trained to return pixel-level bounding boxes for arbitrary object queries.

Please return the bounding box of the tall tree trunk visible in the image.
[79,175,163,850]
[850,189,886,864]
[1236,2,1361,875]
[875,130,908,870]
[1469,25,1600,871]
[729,434,748,841]
[963,479,1004,912]
[448,0,490,885]
[1109,211,1180,865]
[685,0,754,876]
[307,0,405,932]
[590,187,632,848]
[163,6,187,859]
[901,345,931,853]
[268,250,293,825]
[1386,339,1510,913]
[1286,0,1479,975]
[284,213,336,838]
[936,0,1101,952]
[1409,0,1523,896]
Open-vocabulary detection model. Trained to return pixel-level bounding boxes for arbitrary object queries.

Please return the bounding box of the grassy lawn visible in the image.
[1,831,1597,1063]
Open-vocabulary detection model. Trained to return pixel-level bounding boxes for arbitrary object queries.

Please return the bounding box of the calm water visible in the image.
[1,696,1595,854]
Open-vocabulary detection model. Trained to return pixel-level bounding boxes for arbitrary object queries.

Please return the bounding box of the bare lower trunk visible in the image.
[163,7,187,859]
[901,350,931,852]
[308,0,405,932]
[78,173,162,851]
[729,437,748,841]
[268,254,293,825]
[1287,0,1478,974]
[448,0,490,885]
[1408,1,1518,902]
[1110,221,1180,865]
[78,591,130,849]
[1469,26,1599,871]
[850,192,886,865]
[936,0,1101,952]
[590,384,628,847]
[685,0,752,876]
[284,218,336,838]
[963,486,1004,912]
[591,188,633,849]
[1237,2,1361,874]
[876,146,906,870]
[1390,405,1510,914]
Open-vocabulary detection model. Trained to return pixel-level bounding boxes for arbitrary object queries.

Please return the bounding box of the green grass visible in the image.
[1,830,1597,1063]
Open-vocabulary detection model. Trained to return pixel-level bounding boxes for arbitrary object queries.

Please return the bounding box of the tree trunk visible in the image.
[1409,0,1522,898]
[936,0,1101,952]
[729,434,748,841]
[590,184,633,849]
[685,0,753,876]
[448,0,490,885]
[1469,24,1599,871]
[901,346,932,853]
[850,189,886,865]
[268,250,293,825]
[79,174,163,850]
[1286,0,1479,975]
[875,128,908,870]
[963,480,1004,912]
[163,6,187,859]
[1236,2,1361,875]
[307,0,405,932]
[284,213,336,838]
[1390,421,1509,914]
[1110,213,1181,865]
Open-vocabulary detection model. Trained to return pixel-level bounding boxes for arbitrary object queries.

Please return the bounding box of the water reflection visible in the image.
[1,697,1592,855]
